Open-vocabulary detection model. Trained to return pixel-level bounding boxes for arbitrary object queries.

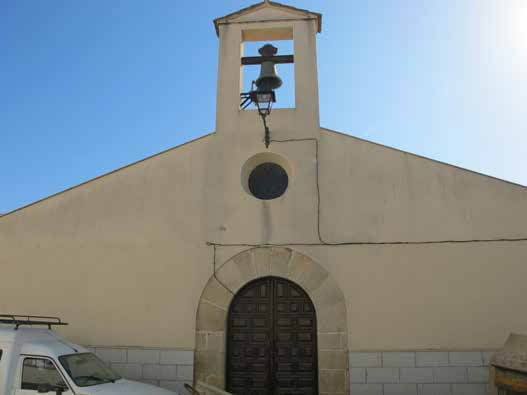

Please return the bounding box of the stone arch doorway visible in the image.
[195,247,349,395]
[226,276,318,394]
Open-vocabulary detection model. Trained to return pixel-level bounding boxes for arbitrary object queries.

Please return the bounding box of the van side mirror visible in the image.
[37,383,65,394]
[37,383,53,393]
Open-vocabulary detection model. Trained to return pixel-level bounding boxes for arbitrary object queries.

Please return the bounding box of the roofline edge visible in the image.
[321,127,527,190]
[213,1,322,36]
[0,132,214,219]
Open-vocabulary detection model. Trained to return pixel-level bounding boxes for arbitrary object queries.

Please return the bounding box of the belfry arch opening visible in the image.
[226,276,318,394]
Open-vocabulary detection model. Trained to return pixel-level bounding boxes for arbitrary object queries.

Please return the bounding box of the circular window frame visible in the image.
[241,152,292,200]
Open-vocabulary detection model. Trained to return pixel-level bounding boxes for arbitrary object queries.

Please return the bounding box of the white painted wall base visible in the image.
[91,346,495,395]
[88,346,194,393]
[349,351,495,395]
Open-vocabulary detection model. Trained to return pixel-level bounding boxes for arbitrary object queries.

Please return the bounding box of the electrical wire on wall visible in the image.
[208,137,527,279]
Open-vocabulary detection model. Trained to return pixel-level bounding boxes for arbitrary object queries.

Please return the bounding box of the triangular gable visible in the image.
[213,1,322,36]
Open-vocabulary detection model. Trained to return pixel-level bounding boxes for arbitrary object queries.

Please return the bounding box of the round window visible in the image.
[248,162,288,200]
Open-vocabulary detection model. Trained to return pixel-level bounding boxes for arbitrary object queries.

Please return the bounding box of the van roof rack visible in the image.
[0,314,69,330]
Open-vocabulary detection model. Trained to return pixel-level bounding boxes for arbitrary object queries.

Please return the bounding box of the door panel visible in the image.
[227,277,318,395]
[273,278,317,395]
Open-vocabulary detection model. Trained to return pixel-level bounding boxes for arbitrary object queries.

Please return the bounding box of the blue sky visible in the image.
[1,0,526,213]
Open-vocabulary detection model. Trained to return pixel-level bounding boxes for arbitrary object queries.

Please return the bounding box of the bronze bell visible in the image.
[255,44,283,92]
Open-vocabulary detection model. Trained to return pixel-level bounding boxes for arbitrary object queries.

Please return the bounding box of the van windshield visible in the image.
[59,353,121,387]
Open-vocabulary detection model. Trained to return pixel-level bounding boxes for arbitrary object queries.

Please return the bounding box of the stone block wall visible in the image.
[349,351,494,395]
[89,346,194,393]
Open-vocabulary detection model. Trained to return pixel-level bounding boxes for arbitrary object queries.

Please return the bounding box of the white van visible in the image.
[0,315,178,395]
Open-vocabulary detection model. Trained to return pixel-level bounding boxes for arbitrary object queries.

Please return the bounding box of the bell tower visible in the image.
[213,0,322,141]
[206,1,323,245]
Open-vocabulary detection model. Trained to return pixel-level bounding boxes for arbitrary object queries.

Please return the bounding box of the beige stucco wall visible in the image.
[211,240,527,352]
[1,128,526,351]
[0,136,213,348]
[316,129,527,349]
[319,129,527,242]
[297,241,527,351]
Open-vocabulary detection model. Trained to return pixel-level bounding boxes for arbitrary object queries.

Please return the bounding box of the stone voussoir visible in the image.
[196,300,227,332]
[201,276,233,310]
[310,275,345,310]
[317,300,347,333]
[252,247,271,277]
[298,257,329,293]
[287,250,312,284]
[269,247,292,278]
[217,249,258,293]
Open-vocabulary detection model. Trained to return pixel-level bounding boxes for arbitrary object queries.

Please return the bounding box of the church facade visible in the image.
[2,2,527,395]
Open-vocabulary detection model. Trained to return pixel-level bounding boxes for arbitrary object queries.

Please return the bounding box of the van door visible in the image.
[14,357,71,394]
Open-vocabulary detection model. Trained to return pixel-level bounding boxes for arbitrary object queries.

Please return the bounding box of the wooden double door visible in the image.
[226,277,318,395]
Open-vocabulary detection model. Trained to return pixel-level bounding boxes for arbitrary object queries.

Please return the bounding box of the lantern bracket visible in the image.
[241,82,275,148]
